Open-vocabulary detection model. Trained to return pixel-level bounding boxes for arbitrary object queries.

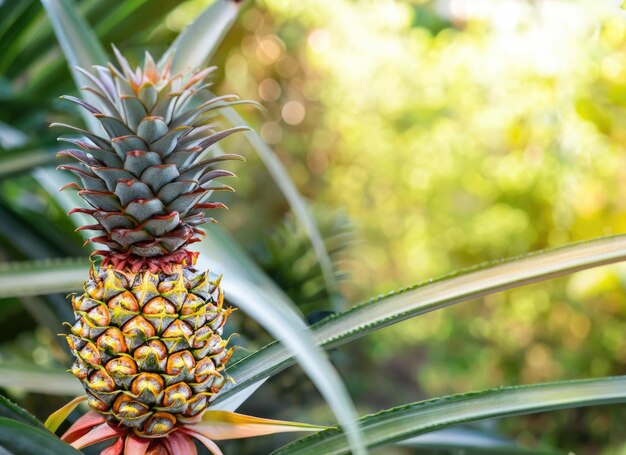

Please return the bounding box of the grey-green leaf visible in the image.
[218,235,626,404]
[40,0,108,132]
[272,376,626,455]
[164,0,242,74]
[137,116,168,144]
[0,258,88,299]
[0,363,83,396]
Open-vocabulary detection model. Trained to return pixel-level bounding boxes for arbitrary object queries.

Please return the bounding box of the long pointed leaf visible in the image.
[272,376,626,455]
[45,396,86,433]
[0,364,84,396]
[164,0,243,74]
[0,258,89,298]
[40,0,108,131]
[0,417,80,455]
[0,394,47,431]
[217,235,626,404]
[185,410,326,441]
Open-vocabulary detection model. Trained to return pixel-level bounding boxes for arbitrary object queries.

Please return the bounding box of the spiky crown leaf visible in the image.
[56,47,251,272]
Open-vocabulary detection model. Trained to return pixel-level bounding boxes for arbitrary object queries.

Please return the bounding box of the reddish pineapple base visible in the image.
[95,249,200,274]
[62,411,222,455]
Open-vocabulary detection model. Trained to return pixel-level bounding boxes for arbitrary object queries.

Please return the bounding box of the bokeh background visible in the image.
[3,0,626,453]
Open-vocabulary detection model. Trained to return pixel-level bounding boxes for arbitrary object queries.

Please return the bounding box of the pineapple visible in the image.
[56,48,246,438]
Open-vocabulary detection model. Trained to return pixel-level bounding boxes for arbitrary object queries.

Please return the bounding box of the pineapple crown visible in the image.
[55,47,252,273]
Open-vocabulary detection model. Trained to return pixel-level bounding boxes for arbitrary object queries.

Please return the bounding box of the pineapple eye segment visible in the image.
[105,356,138,376]
[113,394,151,419]
[123,315,157,339]
[166,350,196,375]
[85,304,111,326]
[161,319,194,339]
[71,359,89,380]
[143,296,177,315]
[87,370,116,392]
[108,290,140,312]
[136,412,177,437]
[194,358,218,383]
[78,342,102,366]
[96,327,129,353]
[86,394,108,412]
[130,372,165,399]
[161,382,193,409]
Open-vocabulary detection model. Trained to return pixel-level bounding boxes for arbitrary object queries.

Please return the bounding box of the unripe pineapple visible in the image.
[57,48,246,438]
[67,266,234,437]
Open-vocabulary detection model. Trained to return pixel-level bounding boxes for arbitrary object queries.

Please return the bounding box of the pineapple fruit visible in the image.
[56,48,246,438]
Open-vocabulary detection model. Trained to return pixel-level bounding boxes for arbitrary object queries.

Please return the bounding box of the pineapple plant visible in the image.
[57,48,241,437]
[5,2,626,455]
[46,48,324,453]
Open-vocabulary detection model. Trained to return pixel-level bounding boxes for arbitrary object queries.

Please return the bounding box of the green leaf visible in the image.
[0,258,89,298]
[272,376,626,455]
[0,364,84,396]
[217,235,626,404]
[162,0,243,73]
[0,394,47,431]
[39,0,107,70]
[0,416,80,455]
[0,148,56,179]
[40,0,108,131]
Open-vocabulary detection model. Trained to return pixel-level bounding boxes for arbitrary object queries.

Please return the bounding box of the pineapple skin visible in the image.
[67,265,234,437]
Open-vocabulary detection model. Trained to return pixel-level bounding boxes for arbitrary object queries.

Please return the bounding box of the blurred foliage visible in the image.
[3,0,626,453]
[252,208,353,316]
[203,0,626,452]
